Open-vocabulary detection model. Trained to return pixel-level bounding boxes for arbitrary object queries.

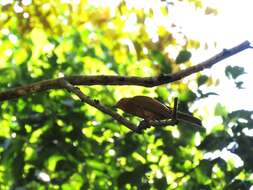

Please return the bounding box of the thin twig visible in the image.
[137,119,179,132]
[0,41,250,101]
[172,97,178,120]
[59,79,138,132]
[60,79,189,132]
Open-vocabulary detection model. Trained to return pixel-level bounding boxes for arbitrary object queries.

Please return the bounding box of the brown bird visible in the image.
[115,96,202,127]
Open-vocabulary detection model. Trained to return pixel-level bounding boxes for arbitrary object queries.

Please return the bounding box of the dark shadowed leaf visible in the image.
[197,75,208,86]
[224,179,252,190]
[175,50,192,64]
[151,50,172,73]
[225,66,246,79]
[117,164,150,188]
[235,81,244,89]
[194,159,213,184]
[198,131,231,151]
[154,177,167,190]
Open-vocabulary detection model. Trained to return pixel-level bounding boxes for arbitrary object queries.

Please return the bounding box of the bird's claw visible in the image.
[137,120,151,133]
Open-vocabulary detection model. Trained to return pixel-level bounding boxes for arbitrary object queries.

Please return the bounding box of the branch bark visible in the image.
[60,79,197,132]
[59,79,139,132]
[0,41,251,101]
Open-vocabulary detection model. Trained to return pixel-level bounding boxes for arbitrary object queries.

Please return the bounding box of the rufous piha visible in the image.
[115,96,201,127]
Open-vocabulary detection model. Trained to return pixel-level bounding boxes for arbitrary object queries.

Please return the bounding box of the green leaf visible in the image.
[215,103,228,117]
[225,66,246,79]
[86,160,106,171]
[151,50,172,73]
[155,87,169,100]
[194,159,213,184]
[211,157,227,172]
[175,50,192,64]
[0,67,16,85]
[197,75,208,86]
[179,89,197,102]
[235,135,253,170]
[235,81,244,89]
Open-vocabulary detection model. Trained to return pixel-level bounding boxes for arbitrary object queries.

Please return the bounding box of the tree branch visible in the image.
[60,79,197,132]
[0,41,251,101]
[59,79,138,132]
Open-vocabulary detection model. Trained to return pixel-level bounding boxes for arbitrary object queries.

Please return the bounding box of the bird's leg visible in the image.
[137,98,180,133]
[137,120,150,132]
[171,97,178,124]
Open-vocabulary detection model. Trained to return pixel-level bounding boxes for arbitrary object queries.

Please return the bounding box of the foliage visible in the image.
[175,50,192,64]
[225,66,246,80]
[0,0,252,189]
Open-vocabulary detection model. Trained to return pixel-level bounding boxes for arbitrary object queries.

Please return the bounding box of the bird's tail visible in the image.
[176,112,202,127]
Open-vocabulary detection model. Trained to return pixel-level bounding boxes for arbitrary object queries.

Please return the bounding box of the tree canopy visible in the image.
[0,0,252,189]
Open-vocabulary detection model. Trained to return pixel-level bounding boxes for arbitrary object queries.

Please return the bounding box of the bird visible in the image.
[115,96,202,127]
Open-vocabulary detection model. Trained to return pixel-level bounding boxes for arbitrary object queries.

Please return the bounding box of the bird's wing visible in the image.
[132,96,172,119]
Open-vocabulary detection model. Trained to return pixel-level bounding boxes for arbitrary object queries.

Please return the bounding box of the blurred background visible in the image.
[0,0,252,189]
